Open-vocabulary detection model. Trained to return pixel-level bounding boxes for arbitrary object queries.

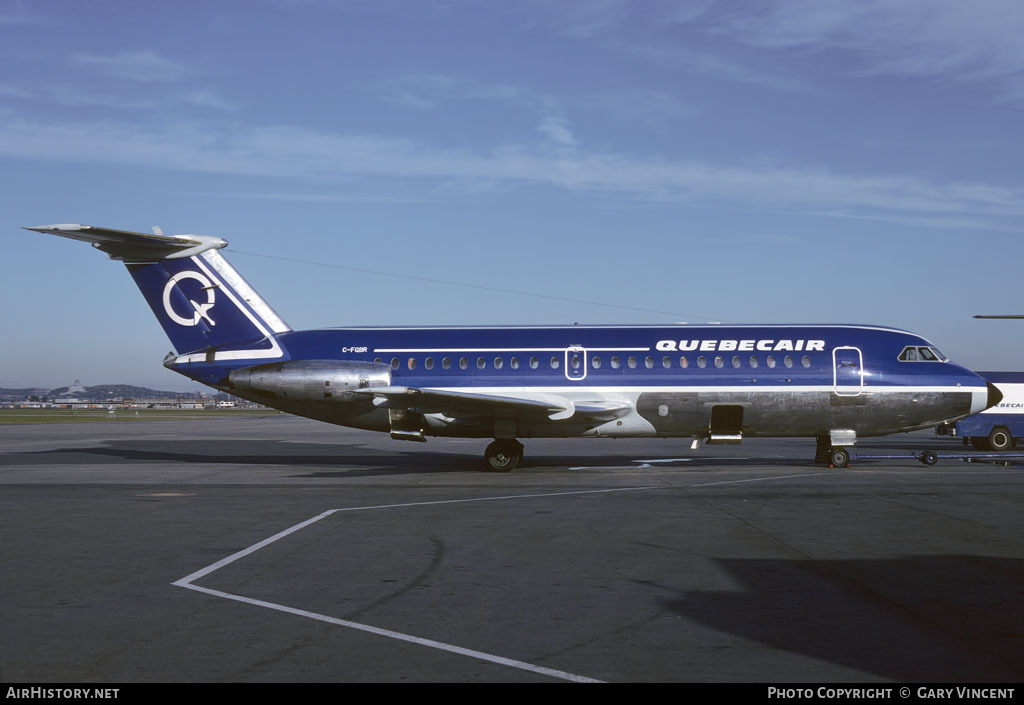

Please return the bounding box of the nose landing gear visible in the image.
[815,435,851,467]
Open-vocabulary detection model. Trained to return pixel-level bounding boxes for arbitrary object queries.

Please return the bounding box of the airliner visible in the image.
[25,224,1001,471]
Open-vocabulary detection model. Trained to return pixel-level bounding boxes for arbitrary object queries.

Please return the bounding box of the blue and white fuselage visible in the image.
[26,224,1001,470]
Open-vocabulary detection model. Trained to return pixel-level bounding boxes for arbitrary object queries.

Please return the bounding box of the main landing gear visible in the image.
[484,439,524,472]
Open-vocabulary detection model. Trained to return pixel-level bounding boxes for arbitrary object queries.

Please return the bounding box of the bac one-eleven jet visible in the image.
[25,224,1001,471]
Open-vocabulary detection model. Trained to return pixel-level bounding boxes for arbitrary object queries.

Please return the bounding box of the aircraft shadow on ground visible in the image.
[667,554,1024,681]
[17,440,481,476]
[13,439,823,475]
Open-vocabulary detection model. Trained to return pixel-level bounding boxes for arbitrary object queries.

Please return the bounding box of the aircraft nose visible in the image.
[987,381,1004,410]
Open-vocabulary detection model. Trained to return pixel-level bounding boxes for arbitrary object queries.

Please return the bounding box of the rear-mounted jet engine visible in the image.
[228,360,391,402]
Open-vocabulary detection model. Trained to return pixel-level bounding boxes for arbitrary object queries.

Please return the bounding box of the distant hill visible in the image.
[0,388,51,403]
[1,385,215,402]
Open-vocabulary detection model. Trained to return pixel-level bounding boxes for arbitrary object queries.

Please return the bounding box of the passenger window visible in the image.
[662,356,671,369]
[714,356,724,368]
[425,357,434,370]
[550,356,560,369]
[628,356,637,369]
[767,356,776,368]
[390,357,399,370]
[530,356,539,369]
[611,356,621,369]
[374,357,382,364]
[494,357,503,369]
[407,358,417,370]
[697,356,707,368]
[732,356,741,368]
[680,356,688,368]
[442,357,452,370]
[510,357,519,369]
[801,355,811,368]
[592,356,602,369]
[644,356,654,369]
[784,355,794,368]
[459,357,468,370]
[477,357,486,369]
[750,356,759,368]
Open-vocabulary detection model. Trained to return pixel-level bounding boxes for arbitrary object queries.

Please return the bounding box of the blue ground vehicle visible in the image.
[937,372,1024,450]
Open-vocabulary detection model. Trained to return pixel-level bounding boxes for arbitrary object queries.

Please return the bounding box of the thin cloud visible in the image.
[500,0,811,92]
[0,8,41,25]
[380,73,459,110]
[716,0,1024,101]
[71,50,193,82]
[193,191,435,204]
[0,82,235,111]
[617,38,811,92]
[1,114,1021,226]
[379,73,535,113]
[580,89,696,125]
[537,115,578,151]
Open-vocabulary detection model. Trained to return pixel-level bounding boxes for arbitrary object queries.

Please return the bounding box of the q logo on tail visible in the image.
[162,271,217,327]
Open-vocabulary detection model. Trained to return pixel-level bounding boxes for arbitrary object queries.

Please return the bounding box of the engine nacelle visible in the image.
[227,359,391,402]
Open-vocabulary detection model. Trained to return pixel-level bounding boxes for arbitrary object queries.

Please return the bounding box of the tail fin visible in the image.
[25,224,290,363]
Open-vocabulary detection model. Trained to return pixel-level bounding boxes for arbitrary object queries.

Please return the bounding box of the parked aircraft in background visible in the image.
[26,224,1001,470]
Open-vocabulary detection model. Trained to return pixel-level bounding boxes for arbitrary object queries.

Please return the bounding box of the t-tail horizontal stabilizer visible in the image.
[24,224,227,262]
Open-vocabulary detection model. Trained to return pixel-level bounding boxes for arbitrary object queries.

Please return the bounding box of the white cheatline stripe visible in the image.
[374,347,650,353]
[172,487,664,683]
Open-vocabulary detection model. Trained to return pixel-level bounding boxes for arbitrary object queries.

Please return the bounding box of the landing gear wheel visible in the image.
[484,439,523,472]
[920,450,939,466]
[988,427,1012,451]
[828,447,850,467]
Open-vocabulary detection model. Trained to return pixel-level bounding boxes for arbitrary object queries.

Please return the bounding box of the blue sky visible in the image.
[2,0,1022,390]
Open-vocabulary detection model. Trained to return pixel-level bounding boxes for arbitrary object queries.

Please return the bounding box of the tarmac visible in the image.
[2,414,1023,683]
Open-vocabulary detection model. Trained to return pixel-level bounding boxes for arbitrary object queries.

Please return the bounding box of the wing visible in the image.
[354,386,630,422]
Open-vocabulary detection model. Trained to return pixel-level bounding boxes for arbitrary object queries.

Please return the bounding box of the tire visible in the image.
[988,427,1013,452]
[484,439,522,472]
[829,447,850,467]
[920,451,938,466]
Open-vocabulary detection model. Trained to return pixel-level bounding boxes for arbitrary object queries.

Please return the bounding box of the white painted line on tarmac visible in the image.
[176,581,602,683]
[693,472,826,487]
[173,487,660,683]
[633,458,694,463]
[175,487,658,585]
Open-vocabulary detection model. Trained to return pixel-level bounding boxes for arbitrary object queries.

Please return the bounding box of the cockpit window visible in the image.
[898,346,947,362]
